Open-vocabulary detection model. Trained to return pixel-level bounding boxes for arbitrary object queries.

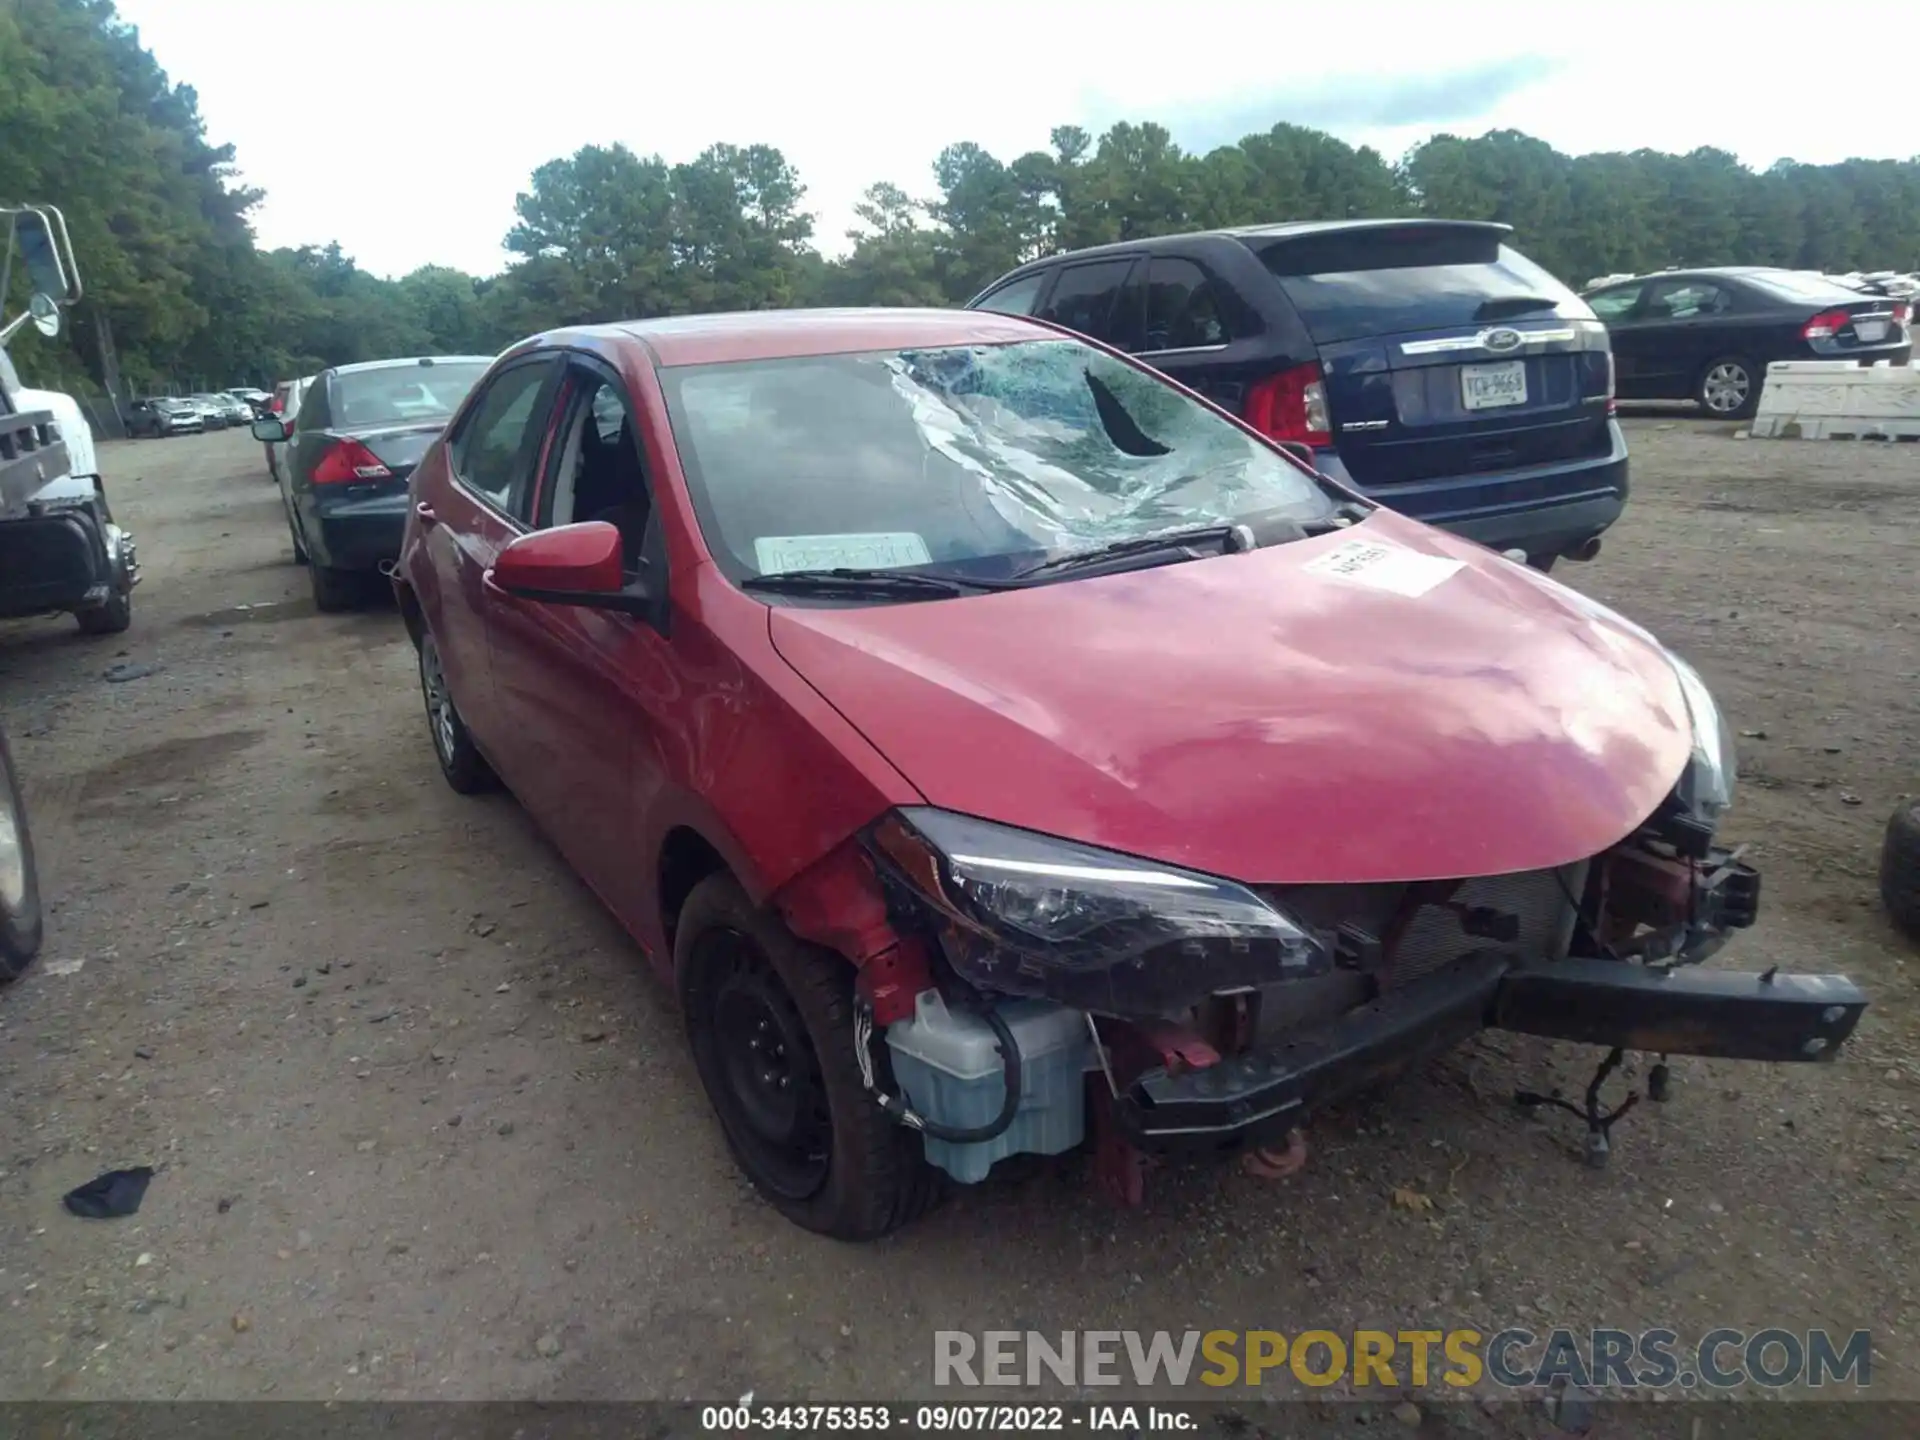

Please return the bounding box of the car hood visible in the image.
[767,511,1696,885]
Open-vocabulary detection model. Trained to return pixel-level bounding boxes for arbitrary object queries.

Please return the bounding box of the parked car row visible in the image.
[127,391,256,435]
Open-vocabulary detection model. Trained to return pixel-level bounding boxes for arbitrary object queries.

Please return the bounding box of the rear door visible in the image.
[1250,224,1614,489]
[1032,258,1143,347]
[1631,277,1737,393]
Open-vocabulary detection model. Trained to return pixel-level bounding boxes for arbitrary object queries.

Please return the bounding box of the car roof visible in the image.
[978,218,1515,277]
[1592,266,1785,287]
[533,308,1053,367]
[327,355,495,378]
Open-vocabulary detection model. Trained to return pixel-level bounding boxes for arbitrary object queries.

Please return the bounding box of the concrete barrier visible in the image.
[1750,359,1920,440]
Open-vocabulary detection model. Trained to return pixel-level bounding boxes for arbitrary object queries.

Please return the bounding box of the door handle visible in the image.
[415,502,438,527]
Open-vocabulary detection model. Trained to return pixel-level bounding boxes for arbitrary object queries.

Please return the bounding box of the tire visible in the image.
[0,726,45,982]
[75,584,132,636]
[1526,553,1559,574]
[1698,355,1761,420]
[1881,800,1920,941]
[677,872,945,1240]
[417,629,495,794]
[308,559,359,612]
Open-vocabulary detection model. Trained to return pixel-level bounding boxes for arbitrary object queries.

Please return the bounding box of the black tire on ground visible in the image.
[75,583,132,636]
[417,629,495,794]
[1698,355,1761,420]
[0,726,45,982]
[308,559,359,612]
[677,872,945,1240]
[1880,800,1920,941]
[1526,554,1559,574]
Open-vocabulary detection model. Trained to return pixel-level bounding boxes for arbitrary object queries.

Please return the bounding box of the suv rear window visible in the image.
[1254,227,1579,344]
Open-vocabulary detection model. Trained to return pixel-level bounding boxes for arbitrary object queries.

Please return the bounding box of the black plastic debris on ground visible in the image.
[62,1166,155,1218]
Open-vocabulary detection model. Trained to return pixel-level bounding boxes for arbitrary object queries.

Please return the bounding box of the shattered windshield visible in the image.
[658,339,1336,584]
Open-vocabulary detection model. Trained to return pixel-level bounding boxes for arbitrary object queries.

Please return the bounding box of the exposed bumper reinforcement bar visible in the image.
[1113,953,1867,1152]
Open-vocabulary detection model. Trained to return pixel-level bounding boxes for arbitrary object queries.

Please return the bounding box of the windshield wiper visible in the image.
[1009,524,1246,582]
[740,568,993,601]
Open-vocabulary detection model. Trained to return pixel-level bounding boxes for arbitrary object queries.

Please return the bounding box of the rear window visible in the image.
[1255,228,1582,344]
[1742,272,1878,305]
[331,361,490,428]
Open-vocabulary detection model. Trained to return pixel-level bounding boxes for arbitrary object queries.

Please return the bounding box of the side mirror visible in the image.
[251,416,292,442]
[489,521,654,616]
[28,293,60,339]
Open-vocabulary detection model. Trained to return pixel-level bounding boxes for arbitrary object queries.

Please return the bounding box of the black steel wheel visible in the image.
[678,872,944,1239]
[0,725,45,981]
[703,929,834,1199]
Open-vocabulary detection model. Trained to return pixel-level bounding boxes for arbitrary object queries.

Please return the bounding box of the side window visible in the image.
[1034,260,1136,343]
[448,360,556,513]
[1142,258,1231,351]
[973,271,1046,317]
[536,364,653,573]
[1646,279,1729,319]
[1586,284,1643,320]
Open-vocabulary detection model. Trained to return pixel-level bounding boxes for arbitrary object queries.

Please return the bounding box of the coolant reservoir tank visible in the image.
[884,991,1092,1185]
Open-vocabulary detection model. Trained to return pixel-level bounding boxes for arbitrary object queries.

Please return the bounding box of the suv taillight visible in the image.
[1244,361,1332,446]
[1802,308,1852,340]
[1604,351,1617,414]
[312,437,391,485]
[1893,302,1912,327]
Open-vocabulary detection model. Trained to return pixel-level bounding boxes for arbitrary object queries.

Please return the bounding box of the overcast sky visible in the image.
[115,0,1920,281]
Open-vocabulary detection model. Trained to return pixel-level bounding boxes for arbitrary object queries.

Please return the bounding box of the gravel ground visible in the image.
[0,419,1913,1423]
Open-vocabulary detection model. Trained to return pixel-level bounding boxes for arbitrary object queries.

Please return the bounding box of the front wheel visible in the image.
[678,872,944,1240]
[418,630,495,793]
[75,586,131,636]
[1698,356,1760,419]
[0,726,45,982]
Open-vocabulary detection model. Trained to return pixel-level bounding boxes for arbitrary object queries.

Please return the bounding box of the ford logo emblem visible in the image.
[1480,326,1525,353]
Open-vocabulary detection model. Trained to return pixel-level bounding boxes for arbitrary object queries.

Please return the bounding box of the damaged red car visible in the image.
[392,308,1867,1239]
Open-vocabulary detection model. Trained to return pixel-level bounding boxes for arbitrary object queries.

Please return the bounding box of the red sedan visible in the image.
[393,308,1864,1239]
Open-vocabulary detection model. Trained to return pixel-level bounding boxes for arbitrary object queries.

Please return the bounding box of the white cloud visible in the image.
[114,0,1920,280]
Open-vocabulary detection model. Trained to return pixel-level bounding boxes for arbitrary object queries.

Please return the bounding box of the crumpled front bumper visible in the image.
[1112,951,1867,1152]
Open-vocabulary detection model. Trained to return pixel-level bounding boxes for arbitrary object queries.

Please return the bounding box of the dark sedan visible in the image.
[1583,268,1912,419]
[253,355,492,610]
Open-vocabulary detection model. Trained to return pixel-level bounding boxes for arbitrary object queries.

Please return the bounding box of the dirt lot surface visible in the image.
[0,420,1915,1424]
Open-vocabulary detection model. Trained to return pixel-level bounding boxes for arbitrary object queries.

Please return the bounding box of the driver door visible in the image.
[481,355,673,934]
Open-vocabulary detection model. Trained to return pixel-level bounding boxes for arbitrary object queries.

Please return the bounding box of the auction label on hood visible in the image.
[1302,538,1465,598]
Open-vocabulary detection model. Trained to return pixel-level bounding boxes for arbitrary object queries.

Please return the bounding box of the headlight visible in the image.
[865,807,1331,1016]
[1666,650,1737,825]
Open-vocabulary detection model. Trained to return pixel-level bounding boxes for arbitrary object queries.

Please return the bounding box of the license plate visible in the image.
[1462,359,1528,410]
[1855,319,1888,343]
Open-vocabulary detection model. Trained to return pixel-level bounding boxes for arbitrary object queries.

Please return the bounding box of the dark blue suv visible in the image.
[967,219,1627,571]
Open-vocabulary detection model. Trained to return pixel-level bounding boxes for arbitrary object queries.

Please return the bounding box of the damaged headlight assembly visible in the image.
[1665,650,1738,829]
[865,808,1331,1014]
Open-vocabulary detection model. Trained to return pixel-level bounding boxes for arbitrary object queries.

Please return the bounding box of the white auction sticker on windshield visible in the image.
[755,532,932,576]
[1302,538,1464,597]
